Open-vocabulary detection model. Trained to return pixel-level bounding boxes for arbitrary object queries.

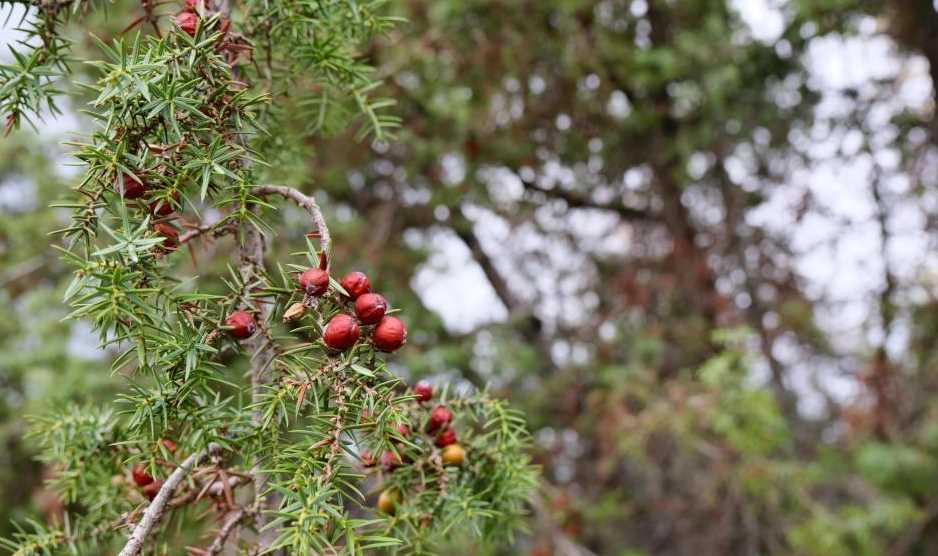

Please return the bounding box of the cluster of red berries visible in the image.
[364,381,467,515]
[223,269,408,354]
[321,270,407,352]
[128,439,177,501]
[116,2,237,252]
[116,175,182,215]
[421,384,466,468]
[115,173,183,252]
[131,464,163,500]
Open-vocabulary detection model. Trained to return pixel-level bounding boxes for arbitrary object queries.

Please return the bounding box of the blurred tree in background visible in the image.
[7,0,938,554]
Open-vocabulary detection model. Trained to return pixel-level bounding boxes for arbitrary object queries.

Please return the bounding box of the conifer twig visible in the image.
[190,508,248,556]
[237,218,281,553]
[118,451,205,556]
[253,184,332,265]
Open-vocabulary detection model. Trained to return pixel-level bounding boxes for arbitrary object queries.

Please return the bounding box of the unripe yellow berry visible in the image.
[441,443,466,466]
[377,488,400,515]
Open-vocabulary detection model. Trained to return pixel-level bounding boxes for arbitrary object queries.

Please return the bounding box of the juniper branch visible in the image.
[118,451,205,556]
[252,184,332,265]
[198,508,248,556]
[237,219,283,553]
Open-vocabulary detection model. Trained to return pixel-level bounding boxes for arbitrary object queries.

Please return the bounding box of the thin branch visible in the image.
[169,472,251,508]
[521,180,650,221]
[190,508,247,556]
[237,218,282,554]
[0,256,48,289]
[318,381,349,485]
[452,210,520,315]
[178,221,237,245]
[451,207,555,373]
[118,451,205,556]
[252,184,332,266]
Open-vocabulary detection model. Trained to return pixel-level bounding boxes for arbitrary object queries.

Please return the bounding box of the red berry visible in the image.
[149,191,181,217]
[131,464,154,487]
[153,222,179,251]
[323,314,360,350]
[119,174,147,199]
[161,439,177,453]
[355,293,387,325]
[373,316,406,352]
[360,450,375,467]
[142,479,163,501]
[435,427,457,448]
[226,310,256,339]
[414,381,433,403]
[175,11,198,35]
[298,268,330,296]
[339,271,371,299]
[380,450,402,470]
[396,423,410,438]
[426,405,453,434]
[183,0,198,9]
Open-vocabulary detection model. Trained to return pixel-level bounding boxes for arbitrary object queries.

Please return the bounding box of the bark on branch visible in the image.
[117,452,204,556]
[240,183,331,555]
[452,207,556,373]
[521,181,650,221]
[253,184,332,265]
[193,508,248,556]
[237,221,280,553]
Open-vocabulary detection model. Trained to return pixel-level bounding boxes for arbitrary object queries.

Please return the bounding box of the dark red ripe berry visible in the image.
[131,464,154,487]
[176,11,198,35]
[414,381,433,403]
[323,314,360,350]
[339,271,371,299]
[298,268,330,296]
[435,427,457,448]
[119,175,147,199]
[354,293,387,325]
[153,222,179,251]
[226,310,256,340]
[380,450,402,470]
[373,316,406,352]
[149,191,180,217]
[143,479,163,501]
[426,405,453,434]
